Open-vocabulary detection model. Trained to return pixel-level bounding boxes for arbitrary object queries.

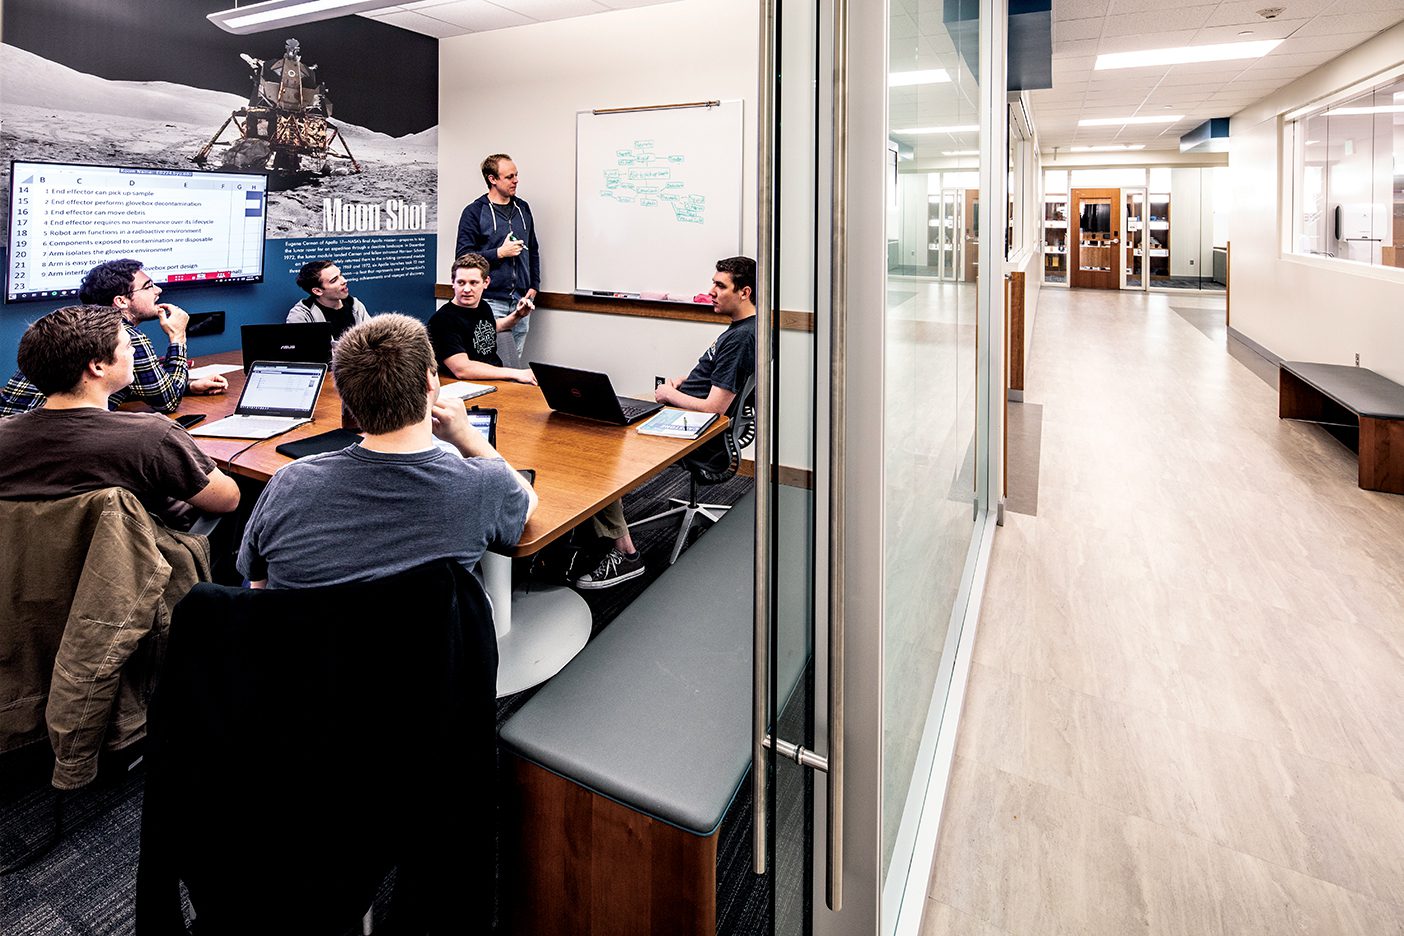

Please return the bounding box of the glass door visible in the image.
[1124,187,1147,290]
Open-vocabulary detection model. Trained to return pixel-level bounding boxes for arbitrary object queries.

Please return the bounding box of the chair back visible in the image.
[693,373,757,486]
[136,560,497,935]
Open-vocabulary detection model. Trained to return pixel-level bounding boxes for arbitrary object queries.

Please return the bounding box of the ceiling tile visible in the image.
[1293,10,1404,35]
[404,0,534,29]
[1192,20,1305,43]
[1102,7,1217,37]
[1097,30,1202,53]
[360,7,467,36]
[1053,18,1105,42]
[1054,0,1112,19]
[1053,38,1102,56]
[499,0,608,21]
[890,13,918,39]
[1325,0,1404,12]
[1204,0,1334,26]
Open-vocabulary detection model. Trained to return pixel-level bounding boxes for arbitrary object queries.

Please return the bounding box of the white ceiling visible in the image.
[358,0,675,39]
[1029,0,1404,151]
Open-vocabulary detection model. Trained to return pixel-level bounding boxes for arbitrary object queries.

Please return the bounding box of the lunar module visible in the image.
[193,39,361,181]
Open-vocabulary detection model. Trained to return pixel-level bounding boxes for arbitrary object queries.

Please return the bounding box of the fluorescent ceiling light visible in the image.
[1078,115,1183,126]
[1069,144,1146,152]
[890,69,951,87]
[1324,104,1404,116]
[893,125,980,135]
[942,150,979,156]
[208,0,401,34]
[1095,39,1282,70]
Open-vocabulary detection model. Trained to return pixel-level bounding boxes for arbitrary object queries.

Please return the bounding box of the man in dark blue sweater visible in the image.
[455,154,540,360]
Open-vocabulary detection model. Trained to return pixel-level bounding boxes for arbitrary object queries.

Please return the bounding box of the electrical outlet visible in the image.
[1188,259,1195,266]
[1355,353,1361,366]
[186,310,225,337]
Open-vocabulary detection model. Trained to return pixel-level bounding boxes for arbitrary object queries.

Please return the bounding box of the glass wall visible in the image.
[1042,166,1230,291]
[1287,70,1404,269]
[882,0,983,923]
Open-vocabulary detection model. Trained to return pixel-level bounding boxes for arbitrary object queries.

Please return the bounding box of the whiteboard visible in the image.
[575,101,743,301]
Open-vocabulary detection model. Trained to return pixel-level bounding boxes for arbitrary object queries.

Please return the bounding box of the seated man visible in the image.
[575,256,757,589]
[0,259,229,417]
[0,305,241,525]
[286,260,370,338]
[238,314,538,590]
[427,254,537,385]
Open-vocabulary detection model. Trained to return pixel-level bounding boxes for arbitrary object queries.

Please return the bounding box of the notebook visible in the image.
[529,362,663,426]
[240,323,333,374]
[636,408,716,439]
[190,362,327,440]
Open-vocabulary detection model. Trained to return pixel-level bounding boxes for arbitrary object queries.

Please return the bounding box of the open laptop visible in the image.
[530,362,663,426]
[190,362,327,439]
[240,323,333,374]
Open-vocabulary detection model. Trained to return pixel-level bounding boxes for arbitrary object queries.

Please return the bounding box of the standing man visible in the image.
[0,259,228,417]
[575,257,757,589]
[455,154,540,359]
[428,254,537,385]
[286,260,370,338]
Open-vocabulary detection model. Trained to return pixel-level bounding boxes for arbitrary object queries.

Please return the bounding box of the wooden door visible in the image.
[1070,188,1121,289]
[963,188,979,282]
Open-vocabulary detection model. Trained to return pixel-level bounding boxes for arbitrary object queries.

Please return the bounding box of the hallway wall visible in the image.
[1229,22,1404,383]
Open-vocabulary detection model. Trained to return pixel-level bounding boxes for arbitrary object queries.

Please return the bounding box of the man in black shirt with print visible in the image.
[427,254,537,385]
[575,257,757,589]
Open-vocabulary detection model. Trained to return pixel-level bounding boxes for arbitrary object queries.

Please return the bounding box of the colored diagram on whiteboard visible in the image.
[598,140,705,224]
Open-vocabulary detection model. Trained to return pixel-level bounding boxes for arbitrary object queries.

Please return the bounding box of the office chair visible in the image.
[135,559,499,935]
[629,374,756,565]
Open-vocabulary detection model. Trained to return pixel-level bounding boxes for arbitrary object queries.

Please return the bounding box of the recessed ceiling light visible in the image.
[1069,144,1147,152]
[1237,30,1254,36]
[209,0,400,33]
[942,150,979,156]
[893,125,980,134]
[1095,39,1283,70]
[890,69,951,87]
[1078,115,1184,126]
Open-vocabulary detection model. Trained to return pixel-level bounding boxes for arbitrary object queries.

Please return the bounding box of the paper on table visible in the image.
[437,381,497,401]
[188,364,243,379]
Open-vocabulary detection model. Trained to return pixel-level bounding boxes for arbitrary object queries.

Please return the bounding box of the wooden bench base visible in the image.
[1280,367,1404,495]
[503,755,718,936]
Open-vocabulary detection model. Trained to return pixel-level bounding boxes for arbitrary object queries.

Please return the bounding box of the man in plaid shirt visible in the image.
[0,259,229,417]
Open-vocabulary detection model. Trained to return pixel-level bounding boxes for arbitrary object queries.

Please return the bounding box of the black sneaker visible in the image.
[574,548,645,590]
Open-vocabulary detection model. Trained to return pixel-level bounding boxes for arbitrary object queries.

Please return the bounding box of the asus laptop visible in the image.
[240,323,333,374]
[529,362,663,426]
[190,362,327,440]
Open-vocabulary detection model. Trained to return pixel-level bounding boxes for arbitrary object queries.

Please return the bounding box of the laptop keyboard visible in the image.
[220,416,299,432]
[617,397,657,420]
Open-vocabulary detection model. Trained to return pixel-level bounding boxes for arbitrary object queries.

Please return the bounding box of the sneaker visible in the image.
[574,548,645,590]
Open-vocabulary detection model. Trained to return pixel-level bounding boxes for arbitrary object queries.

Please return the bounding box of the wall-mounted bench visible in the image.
[1279,361,1404,494]
[498,486,811,934]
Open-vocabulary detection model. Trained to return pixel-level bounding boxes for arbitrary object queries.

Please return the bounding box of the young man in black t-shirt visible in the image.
[427,254,537,385]
[575,257,757,590]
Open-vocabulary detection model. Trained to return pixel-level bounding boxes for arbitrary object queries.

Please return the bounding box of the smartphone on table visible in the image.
[174,413,206,430]
[517,468,536,487]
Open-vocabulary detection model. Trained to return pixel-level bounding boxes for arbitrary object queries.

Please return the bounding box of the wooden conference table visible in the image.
[176,351,728,695]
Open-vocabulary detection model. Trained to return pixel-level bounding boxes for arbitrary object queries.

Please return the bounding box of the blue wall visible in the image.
[1,235,437,380]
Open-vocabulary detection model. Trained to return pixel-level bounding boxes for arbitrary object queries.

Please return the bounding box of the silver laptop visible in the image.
[190,361,327,440]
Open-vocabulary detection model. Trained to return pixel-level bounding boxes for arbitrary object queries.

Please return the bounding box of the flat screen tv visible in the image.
[6,160,269,303]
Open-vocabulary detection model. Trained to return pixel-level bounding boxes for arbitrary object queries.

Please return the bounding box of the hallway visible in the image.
[923,287,1404,935]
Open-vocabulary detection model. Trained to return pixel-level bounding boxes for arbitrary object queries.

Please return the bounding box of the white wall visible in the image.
[1170,167,1202,278]
[438,0,817,470]
[1229,22,1404,383]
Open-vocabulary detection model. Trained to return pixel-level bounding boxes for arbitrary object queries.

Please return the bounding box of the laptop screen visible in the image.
[239,363,324,415]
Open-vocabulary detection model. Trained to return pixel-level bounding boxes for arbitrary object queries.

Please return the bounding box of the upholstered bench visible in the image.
[498,489,768,935]
[1279,361,1404,494]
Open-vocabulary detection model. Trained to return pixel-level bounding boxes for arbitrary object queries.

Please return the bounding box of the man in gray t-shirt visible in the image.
[238,314,536,590]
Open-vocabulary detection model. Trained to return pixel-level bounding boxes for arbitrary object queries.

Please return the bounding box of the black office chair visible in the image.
[629,374,757,565]
[135,560,499,935]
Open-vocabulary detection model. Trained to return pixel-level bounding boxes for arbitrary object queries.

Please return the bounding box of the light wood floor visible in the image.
[923,287,1404,936]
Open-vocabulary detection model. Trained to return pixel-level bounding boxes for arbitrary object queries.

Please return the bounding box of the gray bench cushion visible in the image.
[1281,362,1404,420]
[500,491,757,835]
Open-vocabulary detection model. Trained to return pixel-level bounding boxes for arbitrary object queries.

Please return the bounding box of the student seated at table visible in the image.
[575,256,757,590]
[0,305,241,526]
[238,314,537,590]
[286,260,370,338]
[427,253,537,385]
[0,259,230,417]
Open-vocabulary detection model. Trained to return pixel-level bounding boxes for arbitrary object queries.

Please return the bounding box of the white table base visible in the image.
[482,552,592,698]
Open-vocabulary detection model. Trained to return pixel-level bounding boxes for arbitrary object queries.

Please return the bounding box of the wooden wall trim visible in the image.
[432,285,815,331]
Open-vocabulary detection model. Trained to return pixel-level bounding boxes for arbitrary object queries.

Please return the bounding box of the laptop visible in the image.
[190,362,327,439]
[240,323,333,374]
[530,362,663,425]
